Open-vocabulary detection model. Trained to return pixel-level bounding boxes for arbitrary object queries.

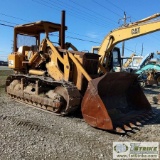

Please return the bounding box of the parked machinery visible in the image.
[91,13,160,85]
[136,52,160,86]
[7,11,160,134]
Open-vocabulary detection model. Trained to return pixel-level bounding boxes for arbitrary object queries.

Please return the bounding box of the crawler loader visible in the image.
[6,11,155,133]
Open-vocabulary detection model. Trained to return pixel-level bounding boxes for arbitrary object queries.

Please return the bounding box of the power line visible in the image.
[0,14,147,54]
[37,0,116,28]
[105,0,124,12]
[69,0,117,25]
[92,0,122,17]
[0,12,29,22]
[0,20,18,25]
[66,31,102,42]
[0,5,103,44]
[34,0,102,28]
[1,0,159,55]
[66,35,100,44]
[0,19,101,45]
[50,33,100,44]
[0,23,14,28]
[0,17,101,44]
[32,0,60,10]
[104,1,160,54]
[0,21,149,56]
[1,0,120,45]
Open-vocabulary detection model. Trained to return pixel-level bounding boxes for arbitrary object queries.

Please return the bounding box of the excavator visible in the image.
[6,11,160,134]
[122,53,142,70]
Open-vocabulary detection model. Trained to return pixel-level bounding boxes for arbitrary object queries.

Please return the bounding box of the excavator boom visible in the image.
[98,13,160,67]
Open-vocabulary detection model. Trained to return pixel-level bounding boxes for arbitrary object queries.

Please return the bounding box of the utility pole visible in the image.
[141,43,143,56]
[119,12,130,64]
[11,40,14,52]
[121,12,126,61]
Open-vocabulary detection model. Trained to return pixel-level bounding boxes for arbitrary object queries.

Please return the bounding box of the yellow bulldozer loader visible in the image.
[6,11,160,133]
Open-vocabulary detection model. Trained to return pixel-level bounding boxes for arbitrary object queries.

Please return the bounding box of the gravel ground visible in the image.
[0,72,160,160]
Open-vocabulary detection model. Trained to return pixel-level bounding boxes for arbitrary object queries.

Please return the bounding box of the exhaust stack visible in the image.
[60,10,65,49]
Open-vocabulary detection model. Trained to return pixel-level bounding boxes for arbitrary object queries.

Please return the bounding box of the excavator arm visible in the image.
[99,13,160,68]
[122,53,136,68]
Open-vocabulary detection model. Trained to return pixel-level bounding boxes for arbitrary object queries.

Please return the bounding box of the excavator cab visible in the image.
[108,47,122,72]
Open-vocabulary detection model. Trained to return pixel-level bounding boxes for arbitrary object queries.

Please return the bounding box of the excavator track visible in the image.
[6,74,81,116]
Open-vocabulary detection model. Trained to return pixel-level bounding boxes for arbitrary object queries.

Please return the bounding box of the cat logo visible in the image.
[131,27,140,35]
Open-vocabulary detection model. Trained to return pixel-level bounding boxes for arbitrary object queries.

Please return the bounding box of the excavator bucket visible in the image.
[81,72,152,133]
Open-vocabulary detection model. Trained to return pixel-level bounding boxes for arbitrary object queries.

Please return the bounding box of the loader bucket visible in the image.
[81,72,152,133]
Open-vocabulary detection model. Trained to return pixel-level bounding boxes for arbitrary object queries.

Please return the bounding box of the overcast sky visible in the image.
[0,0,160,61]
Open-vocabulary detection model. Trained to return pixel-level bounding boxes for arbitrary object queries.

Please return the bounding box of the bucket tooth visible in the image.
[123,125,132,131]
[37,104,42,108]
[129,123,136,128]
[28,101,32,105]
[115,127,125,134]
[136,117,146,123]
[41,105,46,109]
[137,118,145,123]
[136,121,142,126]
[33,102,37,106]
